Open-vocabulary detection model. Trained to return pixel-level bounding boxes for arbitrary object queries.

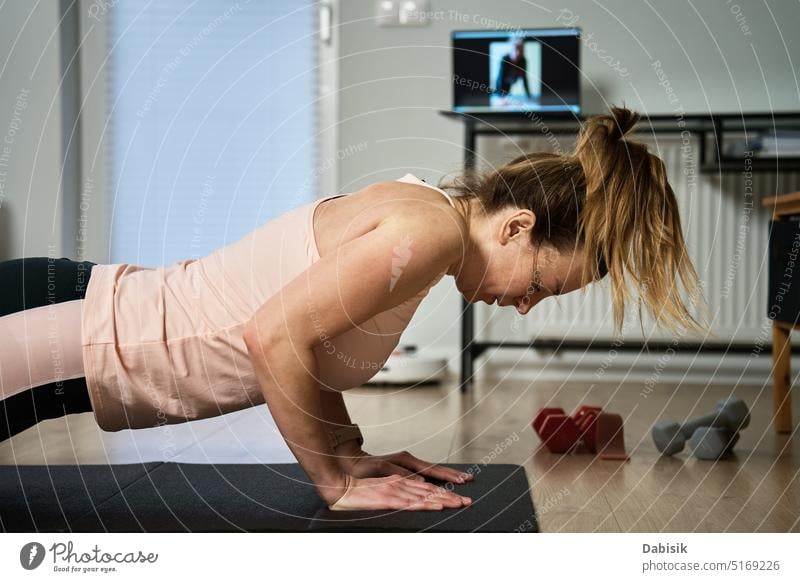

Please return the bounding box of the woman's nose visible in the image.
[516,289,547,314]
[515,297,533,315]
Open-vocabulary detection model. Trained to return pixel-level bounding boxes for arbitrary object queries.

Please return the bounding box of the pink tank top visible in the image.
[81,173,455,431]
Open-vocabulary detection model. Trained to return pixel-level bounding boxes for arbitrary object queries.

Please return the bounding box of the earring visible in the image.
[521,244,543,304]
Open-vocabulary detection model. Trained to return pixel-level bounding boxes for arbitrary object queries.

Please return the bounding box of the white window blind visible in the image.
[107,0,318,266]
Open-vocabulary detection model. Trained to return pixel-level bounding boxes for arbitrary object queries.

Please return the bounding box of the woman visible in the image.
[0,106,708,512]
[495,38,531,99]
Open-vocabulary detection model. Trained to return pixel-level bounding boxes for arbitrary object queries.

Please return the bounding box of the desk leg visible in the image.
[771,321,793,434]
[460,120,477,393]
[460,298,474,393]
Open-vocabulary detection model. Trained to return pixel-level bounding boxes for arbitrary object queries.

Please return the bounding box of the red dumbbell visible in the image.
[594,412,629,461]
[532,408,581,453]
[573,407,629,460]
[533,405,604,454]
[533,404,629,460]
[573,405,602,422]
[571,405,601,452]
[532,407,566,436]
[539,414,581,453]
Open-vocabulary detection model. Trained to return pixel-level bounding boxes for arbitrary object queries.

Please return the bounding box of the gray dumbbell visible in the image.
[652,397,750,456]
[688,427,740,460]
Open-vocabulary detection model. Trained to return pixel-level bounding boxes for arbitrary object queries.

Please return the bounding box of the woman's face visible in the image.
[455,206,589,315]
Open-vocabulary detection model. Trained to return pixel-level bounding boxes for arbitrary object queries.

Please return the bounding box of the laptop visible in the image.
[452,27,581,115]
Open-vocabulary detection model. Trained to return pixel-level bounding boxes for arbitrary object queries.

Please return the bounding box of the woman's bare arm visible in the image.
[243,203,461,506]
[318,388,364,460]
[245,336,347,504]
[318,388,355,439]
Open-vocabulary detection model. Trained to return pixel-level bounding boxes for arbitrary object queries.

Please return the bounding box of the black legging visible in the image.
[0,257,97,442]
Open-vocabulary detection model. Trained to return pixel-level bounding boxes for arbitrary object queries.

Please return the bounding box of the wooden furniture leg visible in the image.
[771,321,793,434]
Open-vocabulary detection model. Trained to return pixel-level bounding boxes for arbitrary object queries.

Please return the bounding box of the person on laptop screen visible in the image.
[494,38,532,101]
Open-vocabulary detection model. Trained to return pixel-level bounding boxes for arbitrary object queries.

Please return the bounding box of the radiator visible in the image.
[477,134,800,345]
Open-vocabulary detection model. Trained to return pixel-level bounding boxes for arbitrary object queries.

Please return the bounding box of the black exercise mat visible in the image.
[1,462,537,533]
[67,463,324,532]
[309,463,537,532]
[0,463,160,532]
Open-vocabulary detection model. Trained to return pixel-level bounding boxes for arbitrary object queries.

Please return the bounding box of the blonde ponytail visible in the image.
[574,106,710,336]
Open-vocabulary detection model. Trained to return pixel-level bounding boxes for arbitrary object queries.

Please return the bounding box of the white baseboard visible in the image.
[395,343,800,387]
[478,349,797,387]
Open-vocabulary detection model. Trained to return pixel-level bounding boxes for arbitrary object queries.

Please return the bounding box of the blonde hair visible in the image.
[438,105,711,337]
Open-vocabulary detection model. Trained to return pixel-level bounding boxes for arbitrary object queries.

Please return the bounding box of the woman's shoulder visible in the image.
[363,178,462,218]
[361,180,465,270]
[367,178,464,224]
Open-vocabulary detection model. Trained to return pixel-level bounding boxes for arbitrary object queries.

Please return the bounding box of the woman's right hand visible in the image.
[327,473,472,511]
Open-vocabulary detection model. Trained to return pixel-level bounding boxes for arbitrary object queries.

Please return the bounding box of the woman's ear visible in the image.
[500,208,536,245]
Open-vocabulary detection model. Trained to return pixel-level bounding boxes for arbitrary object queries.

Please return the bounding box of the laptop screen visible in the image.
[452,28,581,115]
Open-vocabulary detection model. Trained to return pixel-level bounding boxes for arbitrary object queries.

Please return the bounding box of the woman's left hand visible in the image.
[334,442,475,484]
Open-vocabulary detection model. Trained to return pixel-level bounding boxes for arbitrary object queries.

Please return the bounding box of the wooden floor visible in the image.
[2,374,798,532]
